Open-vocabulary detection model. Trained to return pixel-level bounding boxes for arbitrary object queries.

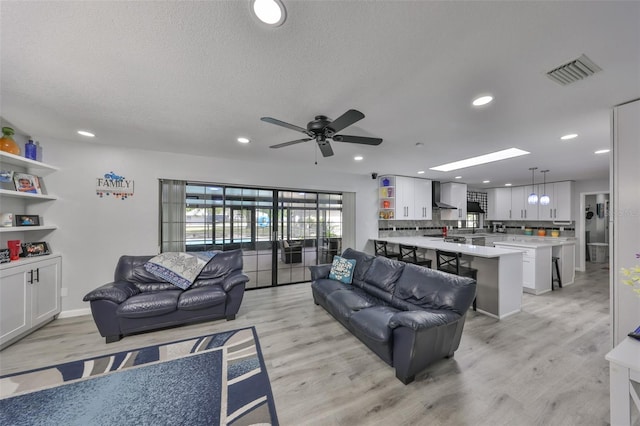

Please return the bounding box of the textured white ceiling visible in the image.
[2,1,639,187]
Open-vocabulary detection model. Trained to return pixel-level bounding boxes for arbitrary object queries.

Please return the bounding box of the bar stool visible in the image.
[398,244,432,268]
[374,240,400,260]
[551,256,562,290]
[436,250,478,310]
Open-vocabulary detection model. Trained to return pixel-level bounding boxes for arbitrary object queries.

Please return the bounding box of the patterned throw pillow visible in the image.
[328,255,356,284]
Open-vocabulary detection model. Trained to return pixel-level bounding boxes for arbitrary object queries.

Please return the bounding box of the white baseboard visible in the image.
[58,308,91,318]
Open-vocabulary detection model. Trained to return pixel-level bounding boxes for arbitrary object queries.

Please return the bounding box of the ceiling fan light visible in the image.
[540,195,550,205]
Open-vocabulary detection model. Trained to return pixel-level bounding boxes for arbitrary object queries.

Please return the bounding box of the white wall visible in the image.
[611,99,640,346]
[36,138,378,314]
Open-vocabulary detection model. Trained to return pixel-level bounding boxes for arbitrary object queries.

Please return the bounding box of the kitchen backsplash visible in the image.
[378,217,575,238]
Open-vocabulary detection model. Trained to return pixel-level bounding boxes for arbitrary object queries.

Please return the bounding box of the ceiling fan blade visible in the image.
[317,140,334,157]
[326,109,365,134]
[270,138,311,149]
[261,117,308,134]
[332,134,383,145]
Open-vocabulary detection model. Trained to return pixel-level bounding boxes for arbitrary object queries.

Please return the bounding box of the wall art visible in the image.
[96,171,134,200]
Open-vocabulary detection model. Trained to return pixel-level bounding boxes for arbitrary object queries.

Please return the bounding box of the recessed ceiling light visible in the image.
[505,183,512,187]
[417,170,425,174]
[429,148,530,172]
[472,95,493,106]
[354,155,363,161]
[594,149,610,154]
[251,0,286,26]
[237,137,250,144]
[77,130,95,137]
[483,180,491,184]
[454,176,462,179]
[561,134,578,140]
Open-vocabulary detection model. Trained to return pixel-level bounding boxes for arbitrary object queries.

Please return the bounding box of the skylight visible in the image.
[429,148,530,172]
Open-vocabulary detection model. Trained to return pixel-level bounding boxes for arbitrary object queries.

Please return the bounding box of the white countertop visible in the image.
[493,239,575,248]
[376,237,524,258]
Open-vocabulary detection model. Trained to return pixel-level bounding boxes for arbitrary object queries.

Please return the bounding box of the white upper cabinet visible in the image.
[413,178,433,220]
[440,182,467,221]
[487,187,512,220]
[378,176,432,220]
[538,181,573,221]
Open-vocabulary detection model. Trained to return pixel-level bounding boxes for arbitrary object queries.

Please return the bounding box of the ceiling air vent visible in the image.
[546,54,602,86]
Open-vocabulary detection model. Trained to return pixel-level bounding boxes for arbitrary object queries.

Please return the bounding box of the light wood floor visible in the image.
[1,262,635,425]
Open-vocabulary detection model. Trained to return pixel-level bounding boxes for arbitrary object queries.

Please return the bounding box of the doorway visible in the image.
[579,191,610,271]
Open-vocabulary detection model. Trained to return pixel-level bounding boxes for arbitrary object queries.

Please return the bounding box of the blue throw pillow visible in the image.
[329,255,356,284]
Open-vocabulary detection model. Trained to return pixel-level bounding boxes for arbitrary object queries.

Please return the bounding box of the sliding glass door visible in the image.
[177,182,342,289]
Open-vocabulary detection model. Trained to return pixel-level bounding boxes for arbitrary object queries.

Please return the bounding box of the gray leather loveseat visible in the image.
[310,248,476,384]
[83,249,249,343]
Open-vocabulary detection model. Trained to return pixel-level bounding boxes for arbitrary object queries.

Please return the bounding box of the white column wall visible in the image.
[36,138,378,314]
[611,99,640,346]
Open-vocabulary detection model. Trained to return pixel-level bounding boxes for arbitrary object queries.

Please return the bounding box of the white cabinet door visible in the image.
[523,184,539,220]
[440,182,467,220]
[510,186,526,220]
[0,266,30,346]
[487,187,512,220]
[0,256,62,349]
[522,256,535,290]
[537,181,573,221]
[552,181,573,221]
[395,176,415,219]
[413,179,432,220]
[31,257,62,327]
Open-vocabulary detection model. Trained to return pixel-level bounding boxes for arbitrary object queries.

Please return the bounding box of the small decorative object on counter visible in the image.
[537,228,546,236]
[0,212,14,227]
[442,226,448,237]
[35,140,43,161]
[551,230,560,237]
[24,139,37,160]
[7,239,21,260]
[0,248,10,263]
[0,127,20,155]
[524,228,533,235]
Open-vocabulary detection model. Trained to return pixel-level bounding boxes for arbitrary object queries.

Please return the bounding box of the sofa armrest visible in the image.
[83,281,140,304]
[222,273,250,292]
[388,310,459,331]
[309,264,332,281]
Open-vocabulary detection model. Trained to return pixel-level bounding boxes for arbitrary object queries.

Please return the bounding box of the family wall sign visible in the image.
[96,171,134,200]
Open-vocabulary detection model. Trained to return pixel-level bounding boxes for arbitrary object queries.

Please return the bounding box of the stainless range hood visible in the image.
[432,181,457,209]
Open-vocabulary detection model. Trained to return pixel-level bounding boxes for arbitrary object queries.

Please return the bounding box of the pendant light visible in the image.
[539,170,550,205]
[527,167,538,205]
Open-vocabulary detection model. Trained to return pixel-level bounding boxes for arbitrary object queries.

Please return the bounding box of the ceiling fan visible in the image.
[260,109,383,157]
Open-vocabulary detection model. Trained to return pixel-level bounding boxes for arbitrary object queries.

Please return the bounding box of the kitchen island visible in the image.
[372,237,523,319]
[493,238,576,295]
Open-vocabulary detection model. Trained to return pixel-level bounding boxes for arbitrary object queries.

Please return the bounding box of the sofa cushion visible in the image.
[197,249,243,280]
[116,290,182,319]
[178,287,226,311]
[328,255,356,284]
[362,256,405,293]
[312,278,352,305]
[325,290,376,323]
[394,264,476,315]
[342,248,375,282]
[349,306,399,343]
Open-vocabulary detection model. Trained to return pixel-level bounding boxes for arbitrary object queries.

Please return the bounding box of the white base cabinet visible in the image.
[0,255,61,349]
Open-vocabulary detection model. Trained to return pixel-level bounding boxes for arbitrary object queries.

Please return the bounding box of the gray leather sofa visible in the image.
[83,249,249,343]
[310,248,476,384]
